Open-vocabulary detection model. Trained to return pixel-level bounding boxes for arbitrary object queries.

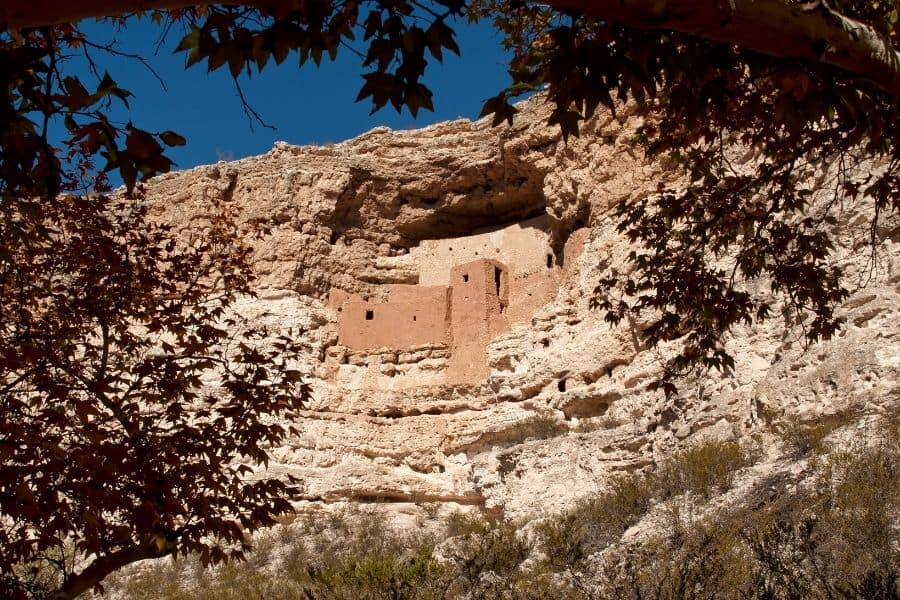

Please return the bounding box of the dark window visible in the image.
[412,315,417,322]
[558,379,567,392]
[547,253,553,268]
[494,267,502,296]
[365,310,374,321]
[463,274,469,283]
[542,339,550,348]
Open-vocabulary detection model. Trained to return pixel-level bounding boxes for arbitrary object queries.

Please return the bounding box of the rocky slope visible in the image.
[144,95,900,523]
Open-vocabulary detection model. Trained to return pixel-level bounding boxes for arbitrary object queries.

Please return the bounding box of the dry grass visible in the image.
[778,405,860,456]
[92,419,898,600]
[503,412,568,444]
[654,438,753,499]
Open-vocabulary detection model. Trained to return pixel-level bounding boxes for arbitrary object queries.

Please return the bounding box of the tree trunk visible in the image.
[542,0,900,99]
[54,539,172,599]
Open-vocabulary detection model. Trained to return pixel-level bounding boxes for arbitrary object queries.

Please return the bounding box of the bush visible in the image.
[504,412,569,444]
[96,420,898,600]
[441,513,532,600]
[779,406,859,456]
[654,438,752,499]
[541,420,898,600]
[538,473,656,569]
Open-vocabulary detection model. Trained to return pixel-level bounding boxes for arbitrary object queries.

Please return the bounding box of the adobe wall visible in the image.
[412,215,554,286]
[336,285,449,351]
[504,226,591,325]
[328,221,591,384]
[446,259,510,384]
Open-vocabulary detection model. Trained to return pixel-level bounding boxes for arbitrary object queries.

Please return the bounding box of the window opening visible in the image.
[558,379,567,392]
[412,315,417,322]
[494,267,502,296]
[463,273,469,283]
[365,310,374,321]
[546,253,553,268]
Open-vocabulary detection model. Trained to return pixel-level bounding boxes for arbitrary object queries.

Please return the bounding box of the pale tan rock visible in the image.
[141,95,900,521]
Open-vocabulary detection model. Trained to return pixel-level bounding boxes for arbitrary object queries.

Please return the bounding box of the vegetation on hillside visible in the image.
[95,419,899,600]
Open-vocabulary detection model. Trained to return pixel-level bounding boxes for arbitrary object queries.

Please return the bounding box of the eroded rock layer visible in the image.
[145,96,900,520]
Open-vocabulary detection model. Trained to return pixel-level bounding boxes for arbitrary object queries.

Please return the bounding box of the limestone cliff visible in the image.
[144,96,900,522]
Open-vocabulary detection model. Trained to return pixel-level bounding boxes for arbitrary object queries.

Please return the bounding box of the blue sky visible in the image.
[68,16,514,172]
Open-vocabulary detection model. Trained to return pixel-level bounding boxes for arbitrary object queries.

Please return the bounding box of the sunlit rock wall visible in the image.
[143,96,900,520]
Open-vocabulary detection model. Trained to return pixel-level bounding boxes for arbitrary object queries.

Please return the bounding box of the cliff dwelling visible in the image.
[326,217,588,385]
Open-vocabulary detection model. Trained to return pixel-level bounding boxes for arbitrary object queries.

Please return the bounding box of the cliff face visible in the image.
[144,97,900,521]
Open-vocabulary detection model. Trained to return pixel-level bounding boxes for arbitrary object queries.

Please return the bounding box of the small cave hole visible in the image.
[558,379,567,393]
[422,197,439,206]
[463,273,469,283]
[365,310,374,321]
[546,253,554,268]
[412,315,417,322]
[329,231,339,244]
[398,197,408,206]
[338,307,342,312]
[542,339,550,348]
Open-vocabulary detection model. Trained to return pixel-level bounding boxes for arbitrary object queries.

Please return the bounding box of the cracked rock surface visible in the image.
[144,96,900,520]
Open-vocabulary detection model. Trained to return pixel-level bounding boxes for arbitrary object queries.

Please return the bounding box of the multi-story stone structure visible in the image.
[328,217,588,384]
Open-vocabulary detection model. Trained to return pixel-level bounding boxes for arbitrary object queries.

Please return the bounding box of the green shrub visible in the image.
[779,406,859,456]
[654,438,752,499]
[538,472,656,569]
[504,412,569,444]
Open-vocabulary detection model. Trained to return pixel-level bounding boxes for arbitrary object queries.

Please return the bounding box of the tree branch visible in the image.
[2,0,898,98]
[540,0,900,99]
[54,538,172,600]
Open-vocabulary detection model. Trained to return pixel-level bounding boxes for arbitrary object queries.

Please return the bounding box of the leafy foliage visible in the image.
[4,2,899,396]
[2,0,900,596]
[170,2,465,119]
[0,192,310,597]
[473,0,899,393]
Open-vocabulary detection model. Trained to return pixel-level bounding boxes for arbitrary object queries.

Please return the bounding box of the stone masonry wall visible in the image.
[336,285,450,351]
